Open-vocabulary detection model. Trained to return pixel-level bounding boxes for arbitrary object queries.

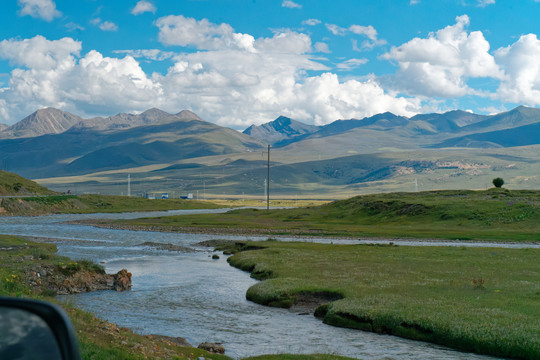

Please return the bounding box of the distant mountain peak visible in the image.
[243,115,319,145]
[0,107,84,138]
[176,110,203,121]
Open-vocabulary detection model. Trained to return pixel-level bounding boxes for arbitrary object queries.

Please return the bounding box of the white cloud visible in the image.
[314,42,330,53]
[477,0,495,7]
[113,49,175,61]
[302,19,321,26]
[495,34,540,106]
[349,25,387,49]
[410,0,420,4]
[0,18,423,128]
[337,58,368,71]
[132,1,156,15]
[91,18,118,32]
[156,15,256,52]
[65,22,85,32]
[99,21,118,32]
[327,23,386,50]
[326,24,347,36]
[0,36,81,70]
[282,0,302,9]
[255,31,311,54]
[349,25,378,41]
[17,0,61,21]
[382,15,501,97]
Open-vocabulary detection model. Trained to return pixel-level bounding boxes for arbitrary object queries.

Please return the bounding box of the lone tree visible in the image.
[492,177,504,188]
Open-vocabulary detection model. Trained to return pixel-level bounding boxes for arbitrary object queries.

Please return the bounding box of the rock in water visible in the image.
[113,269,132,291]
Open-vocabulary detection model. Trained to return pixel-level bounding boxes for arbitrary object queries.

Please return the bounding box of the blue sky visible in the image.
[1,0,540,129]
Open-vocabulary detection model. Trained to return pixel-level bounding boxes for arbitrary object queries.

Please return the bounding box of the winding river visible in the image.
[0,209,518,359]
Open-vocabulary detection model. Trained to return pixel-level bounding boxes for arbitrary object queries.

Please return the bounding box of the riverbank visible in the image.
[99,189,540,243]
[1,234,360,360]
[221,240,540,360]
[0,234,233,360]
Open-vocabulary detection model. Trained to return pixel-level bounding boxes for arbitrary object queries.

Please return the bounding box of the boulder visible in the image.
[113,269,132,291]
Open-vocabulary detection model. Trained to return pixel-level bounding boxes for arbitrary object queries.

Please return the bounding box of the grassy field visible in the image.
[112,189,540,242]
[0,194,226,216]
[223,240,540,359]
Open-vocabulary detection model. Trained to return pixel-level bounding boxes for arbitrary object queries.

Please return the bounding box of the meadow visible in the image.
[113,189,540,242]
[224,240,540,359]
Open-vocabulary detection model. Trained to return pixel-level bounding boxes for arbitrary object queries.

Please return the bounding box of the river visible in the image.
[0,209,510,359]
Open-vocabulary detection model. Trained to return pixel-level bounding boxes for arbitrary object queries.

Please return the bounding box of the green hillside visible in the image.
[0,170,55,195]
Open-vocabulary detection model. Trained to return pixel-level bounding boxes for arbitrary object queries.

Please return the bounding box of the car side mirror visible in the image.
[0,297,81,360]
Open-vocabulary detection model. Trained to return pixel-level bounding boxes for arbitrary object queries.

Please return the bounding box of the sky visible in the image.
[1,0,540,129]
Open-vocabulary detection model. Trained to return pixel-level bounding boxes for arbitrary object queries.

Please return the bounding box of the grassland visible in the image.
[112,189,540,242]
[0,194,225,216]
[0,170,55,196]
[223,240,540,359]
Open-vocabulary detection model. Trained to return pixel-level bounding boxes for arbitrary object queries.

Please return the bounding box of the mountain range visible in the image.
[2,105,540,197]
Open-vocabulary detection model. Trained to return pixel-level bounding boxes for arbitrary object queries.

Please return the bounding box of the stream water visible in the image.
[0,210,514,359]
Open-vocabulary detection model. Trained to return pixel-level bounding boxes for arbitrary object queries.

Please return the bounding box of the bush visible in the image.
[492,177,504,188]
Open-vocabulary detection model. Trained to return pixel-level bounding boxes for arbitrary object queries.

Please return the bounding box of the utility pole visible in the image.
[267,144,270,211]
[127,174,131,197]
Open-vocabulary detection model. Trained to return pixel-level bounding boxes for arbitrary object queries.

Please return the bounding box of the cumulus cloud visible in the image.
[17,0,61,21]
[132,1,156,15]
[0,36,81,69]
[156,15,256,52]
[0,17,423,128]
[282,0,302,9]
[382,15,501,97]
[495,34,540,106]
[0,35,160,121]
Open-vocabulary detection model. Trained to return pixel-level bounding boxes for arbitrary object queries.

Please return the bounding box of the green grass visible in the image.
[70,194,225,213]
[225,241,540,359]
[114,189,540,242]
[0,170,55,195]
[1,194,226,216]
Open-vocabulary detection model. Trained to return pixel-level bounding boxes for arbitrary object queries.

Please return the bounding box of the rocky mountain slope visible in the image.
[243,115,320,145]
[0,109,264,178]
[0,108,85,138]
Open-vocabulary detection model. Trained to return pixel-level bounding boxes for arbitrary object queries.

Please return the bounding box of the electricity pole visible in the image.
[267,144,270,211]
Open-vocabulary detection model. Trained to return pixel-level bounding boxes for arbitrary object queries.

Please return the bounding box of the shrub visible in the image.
[492,177,504,188]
